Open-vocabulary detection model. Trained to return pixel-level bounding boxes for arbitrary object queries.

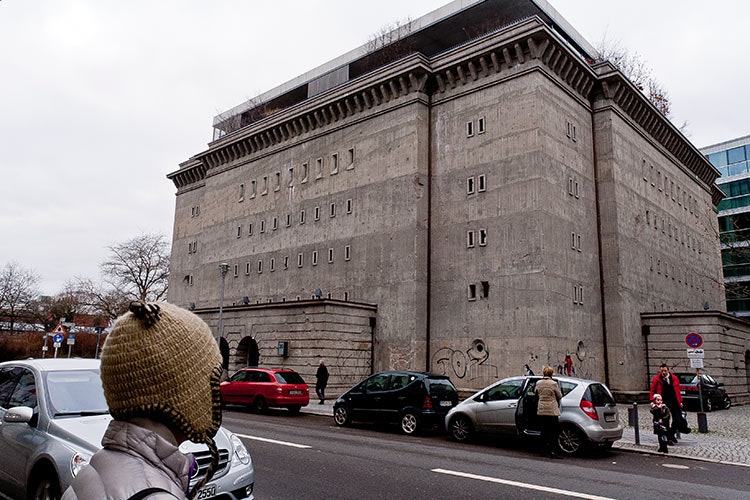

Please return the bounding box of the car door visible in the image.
[0,367,41,498]
[222,370,250,403]
[380,373,410,421]
[473,378,525,434]
[354,373,391,422]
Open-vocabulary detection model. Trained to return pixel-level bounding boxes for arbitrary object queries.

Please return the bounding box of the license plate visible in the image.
[439,400,453,407]
[604,414,615,422]
[289,390,302,395]
[196,484,216,499]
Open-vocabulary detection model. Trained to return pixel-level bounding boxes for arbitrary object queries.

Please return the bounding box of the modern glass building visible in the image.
[703,135,750,316]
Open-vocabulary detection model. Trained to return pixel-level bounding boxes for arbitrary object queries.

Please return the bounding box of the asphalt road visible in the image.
[221,408,750,500]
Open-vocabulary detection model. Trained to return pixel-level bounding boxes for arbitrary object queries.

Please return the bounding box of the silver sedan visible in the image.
[0,358,254,500]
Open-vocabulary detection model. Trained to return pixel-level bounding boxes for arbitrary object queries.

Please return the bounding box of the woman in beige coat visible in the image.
[535,365,563,459]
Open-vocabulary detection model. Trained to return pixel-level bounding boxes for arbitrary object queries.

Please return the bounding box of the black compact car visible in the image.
[333,371,459,434]
[676,372,731,411]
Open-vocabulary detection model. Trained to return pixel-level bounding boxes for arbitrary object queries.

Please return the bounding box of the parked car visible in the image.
[445,375,623,455]
[0,358,255,500]
[220,367,309,413]
[333,371,459,434]
[676,372,731,411]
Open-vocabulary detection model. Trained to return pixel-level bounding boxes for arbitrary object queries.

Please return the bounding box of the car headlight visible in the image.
[230,433,251,466]
[70,452,92,477]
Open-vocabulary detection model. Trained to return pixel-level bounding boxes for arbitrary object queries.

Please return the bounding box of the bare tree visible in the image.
[100,234,170,303]
[0,262,41,334]
[69,277,131,321]
[596,37,672,118]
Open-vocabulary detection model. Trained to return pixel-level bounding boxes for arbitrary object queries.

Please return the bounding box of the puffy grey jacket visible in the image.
[61,420,191,500]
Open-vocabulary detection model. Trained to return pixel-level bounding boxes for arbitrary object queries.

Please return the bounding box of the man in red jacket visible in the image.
[650,363,683,443]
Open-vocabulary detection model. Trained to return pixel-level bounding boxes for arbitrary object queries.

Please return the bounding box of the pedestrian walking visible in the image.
[536,365,563,459]
[651,393,671,453]
[649,363,683,443]
[62,301,223,500]
[316,360,329,404]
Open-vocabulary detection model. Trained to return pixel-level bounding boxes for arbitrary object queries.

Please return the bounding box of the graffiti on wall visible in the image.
[389,343,417,371]
[432,340,498,381]
[525,341,595,380]
[338,349,372,387]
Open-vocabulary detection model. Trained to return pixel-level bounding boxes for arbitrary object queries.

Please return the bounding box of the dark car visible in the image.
[333,371,459,434]
[220,367,310,413]
[445,375,622,455]
[676,372,731,411]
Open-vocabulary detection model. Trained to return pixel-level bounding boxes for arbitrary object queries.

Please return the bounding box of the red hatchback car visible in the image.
[221,367,310,413]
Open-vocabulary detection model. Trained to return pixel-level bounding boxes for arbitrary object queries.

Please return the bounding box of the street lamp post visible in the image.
[217,262,230,345]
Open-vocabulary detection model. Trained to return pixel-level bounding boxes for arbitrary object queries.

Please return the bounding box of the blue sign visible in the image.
[53,333,64,344]
[685,332,703,348]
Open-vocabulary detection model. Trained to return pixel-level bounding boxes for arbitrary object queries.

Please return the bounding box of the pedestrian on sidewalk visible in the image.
[316,360,329,404]
[651,393,671,453]
[649,363,683,444]
[536,365,563,459]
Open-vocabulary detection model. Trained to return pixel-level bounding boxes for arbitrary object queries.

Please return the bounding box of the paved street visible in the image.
[303,401,750,466]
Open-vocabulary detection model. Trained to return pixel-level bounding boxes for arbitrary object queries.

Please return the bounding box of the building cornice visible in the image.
[168,17,719,199]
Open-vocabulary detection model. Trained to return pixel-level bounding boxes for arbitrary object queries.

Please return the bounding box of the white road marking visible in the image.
[431,468,617,500]
[661,463,690,469]
[234,433,312,449]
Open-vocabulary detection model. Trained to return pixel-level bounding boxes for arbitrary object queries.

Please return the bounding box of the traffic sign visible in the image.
[687,348,704,359]
[53,333,64,344]
[685,332,703,348]
[690,358,704,368]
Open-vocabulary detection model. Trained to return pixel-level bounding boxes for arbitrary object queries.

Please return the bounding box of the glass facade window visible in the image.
[708,151,727,167]
[728,146,746,164]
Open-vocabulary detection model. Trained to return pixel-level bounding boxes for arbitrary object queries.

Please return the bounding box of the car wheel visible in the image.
[721,394,732,410]
[288,405,302,414]
[253,396,268,414]
[333,406,350,426]
[400,411,419,435]
[449,414,474,442]
[28,471,60,500]
[557,424,585,456]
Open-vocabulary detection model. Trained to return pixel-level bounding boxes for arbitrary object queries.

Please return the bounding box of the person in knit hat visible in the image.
[62,301,223,500]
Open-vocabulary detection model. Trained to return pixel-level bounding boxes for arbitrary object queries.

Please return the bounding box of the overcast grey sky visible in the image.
[2,1,747,296]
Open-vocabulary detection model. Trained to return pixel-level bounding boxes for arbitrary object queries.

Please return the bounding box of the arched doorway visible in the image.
[236,337,260,368]
[219,337,230,373]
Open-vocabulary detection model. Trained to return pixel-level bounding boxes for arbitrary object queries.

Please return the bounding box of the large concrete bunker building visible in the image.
[168,0,745,401]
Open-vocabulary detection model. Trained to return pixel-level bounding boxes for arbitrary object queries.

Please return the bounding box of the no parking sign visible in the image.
[685,332,703,348]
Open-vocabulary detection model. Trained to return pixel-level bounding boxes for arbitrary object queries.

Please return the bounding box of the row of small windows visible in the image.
[191,205,201,218]
[642,158,699,217]
[644,208,703,254]
[238,148,355,202]
[466,229,488,248]
[649,255,706,292]
[572,285,584,305]
[467,281,490,300]
[187,241,198,254]
[239,246,352,276]
[466,117,486,137]
[466,174,487,195]
[182,246,353,287]
[568,177,580,199]
[566,120,577,143]
[237,200,353,238]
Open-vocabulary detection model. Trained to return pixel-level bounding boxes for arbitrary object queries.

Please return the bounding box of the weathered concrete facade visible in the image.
[167,0,727,399]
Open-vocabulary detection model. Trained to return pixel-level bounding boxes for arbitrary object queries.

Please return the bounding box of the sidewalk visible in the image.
[613,403,750,466]
[302,401,750,466]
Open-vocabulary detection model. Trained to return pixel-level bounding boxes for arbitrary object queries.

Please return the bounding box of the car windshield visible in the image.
[44,370,109,417]
[585,383,616,406]
[676,373,696,384]
[275,371,305,384]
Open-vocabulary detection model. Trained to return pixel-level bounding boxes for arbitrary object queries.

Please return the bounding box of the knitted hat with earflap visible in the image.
[100,301,223,499]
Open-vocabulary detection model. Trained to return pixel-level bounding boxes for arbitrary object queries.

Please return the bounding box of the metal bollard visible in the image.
[627,402,640,444]
[697,411,708,433]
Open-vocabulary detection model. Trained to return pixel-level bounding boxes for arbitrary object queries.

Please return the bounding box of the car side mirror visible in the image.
[3,406,33,424]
